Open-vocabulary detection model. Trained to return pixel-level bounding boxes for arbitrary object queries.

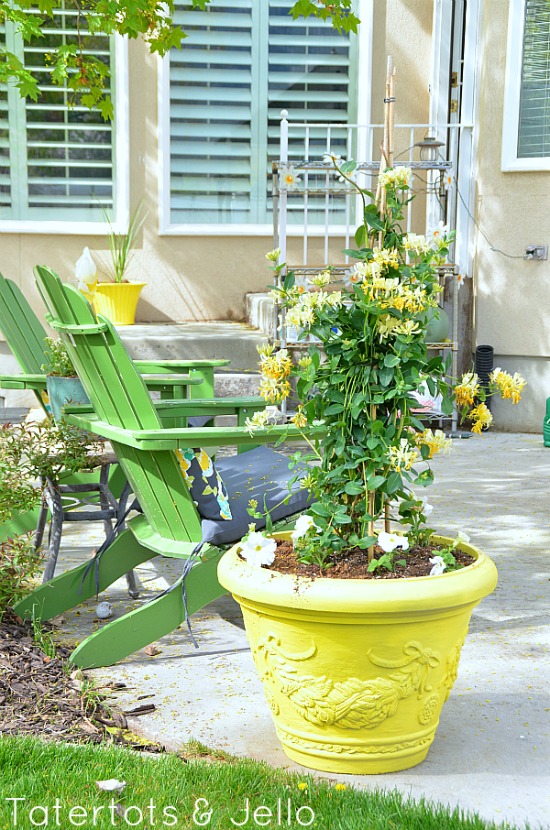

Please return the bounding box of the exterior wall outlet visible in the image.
[524,245,548,260]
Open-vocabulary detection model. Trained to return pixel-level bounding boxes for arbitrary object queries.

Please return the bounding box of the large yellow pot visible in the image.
[218,532,497,774]
[93,282,146,325]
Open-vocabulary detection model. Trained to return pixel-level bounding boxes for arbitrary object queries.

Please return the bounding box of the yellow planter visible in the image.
[218,533,497,774]
[93,282,146,326]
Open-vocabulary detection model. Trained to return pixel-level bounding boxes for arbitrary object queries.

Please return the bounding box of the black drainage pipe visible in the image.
[475,344,494,408]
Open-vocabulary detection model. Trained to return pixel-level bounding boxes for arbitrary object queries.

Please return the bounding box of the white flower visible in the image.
[322,151,344,166]
[291,514,319,544]
[429,556,446,576]
[429,220,450,241]
[294,275,310,294]
[454,531,471,546]
[75,247,97,285]
[240,532,277,567]
[377,531,409,553]
[244,409,270,436]
[265,248,280,262]
[279,165,301,191]
[420,496,434,517]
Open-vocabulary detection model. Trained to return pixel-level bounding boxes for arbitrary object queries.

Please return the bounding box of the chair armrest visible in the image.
[139,374,203,390]
[135,359,230,373]
[153,396,265,418]
[0,373,47,390]
[65,412,324,450]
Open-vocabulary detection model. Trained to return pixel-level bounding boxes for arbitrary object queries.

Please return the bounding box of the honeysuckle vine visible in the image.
[246,155,526,570]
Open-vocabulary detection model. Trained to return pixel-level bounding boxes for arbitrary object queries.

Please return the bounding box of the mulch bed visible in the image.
[269,539,475,579]
[0,609,164,753]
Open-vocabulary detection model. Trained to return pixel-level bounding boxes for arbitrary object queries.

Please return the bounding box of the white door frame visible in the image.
[430,0,482,277]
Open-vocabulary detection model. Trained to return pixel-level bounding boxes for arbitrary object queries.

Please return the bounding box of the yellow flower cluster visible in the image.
[469,402,493,434]
[309,270,332,287]
[415,428,453,459]
[285,289,343,330]
[403,233,433,256]
[372,246,400,270]
[260,348,292,380]
[454,372,480,407]
[388,439,420,472]
[490,368,526,404]
[378,166,412,189]
[376,314,421,340]
[259,377,291,404]
[291,406,308,428]
[258,347,293,404]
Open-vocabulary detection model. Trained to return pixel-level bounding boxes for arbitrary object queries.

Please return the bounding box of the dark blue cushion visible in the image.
[200,446,311,546]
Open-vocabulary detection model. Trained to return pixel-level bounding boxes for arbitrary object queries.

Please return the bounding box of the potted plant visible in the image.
[42,337,90,423]
[91,204,147,326]
[218,89,526,775]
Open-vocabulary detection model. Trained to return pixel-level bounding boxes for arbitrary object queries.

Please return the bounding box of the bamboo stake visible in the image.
[368,57,397,562]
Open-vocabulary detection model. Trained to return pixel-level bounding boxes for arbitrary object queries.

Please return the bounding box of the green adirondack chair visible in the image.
[13,265,317,669]
[0,271,266,544]
[0,270,230,407]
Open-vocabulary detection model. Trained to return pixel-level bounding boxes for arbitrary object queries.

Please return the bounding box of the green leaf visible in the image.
[386,471,403,494]
[384,354,400,367]
[367,475,386,490]
[344,481,364,495]
[354,225,366,248]
[310,502,332,518]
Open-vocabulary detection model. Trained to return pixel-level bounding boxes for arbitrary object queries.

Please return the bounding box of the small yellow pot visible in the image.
[93,282,146,326]
[218,533,497,774]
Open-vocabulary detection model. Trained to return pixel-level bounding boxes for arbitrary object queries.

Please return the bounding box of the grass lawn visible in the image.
[0,736,522,830]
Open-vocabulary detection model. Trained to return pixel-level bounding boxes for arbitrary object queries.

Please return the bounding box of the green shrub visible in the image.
[0,534,44,619]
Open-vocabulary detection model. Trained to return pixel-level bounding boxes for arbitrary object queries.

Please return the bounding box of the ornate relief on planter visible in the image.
[253,633,442,731]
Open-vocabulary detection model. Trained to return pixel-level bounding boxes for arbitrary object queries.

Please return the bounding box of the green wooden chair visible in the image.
[13,265,316,669]
[0,270,230,407]
[0,272,266,551]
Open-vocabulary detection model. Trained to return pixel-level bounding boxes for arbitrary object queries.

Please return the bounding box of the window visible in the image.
[502,0,550,171]
[162,0,358,231]
[0,4,128,230]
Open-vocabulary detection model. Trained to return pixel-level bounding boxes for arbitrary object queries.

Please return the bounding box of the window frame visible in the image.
[0,35,130,234]
[158,0,373,236]
[502,0,550,172]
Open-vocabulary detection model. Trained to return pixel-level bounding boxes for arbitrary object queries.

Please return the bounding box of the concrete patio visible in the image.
[50,432,550,830]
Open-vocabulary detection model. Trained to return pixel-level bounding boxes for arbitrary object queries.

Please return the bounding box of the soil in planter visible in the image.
[267,540,475,580]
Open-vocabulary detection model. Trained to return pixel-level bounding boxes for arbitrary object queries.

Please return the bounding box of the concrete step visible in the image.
[0,407,30,424]
[246,293,275,337]
[119,321,266,373]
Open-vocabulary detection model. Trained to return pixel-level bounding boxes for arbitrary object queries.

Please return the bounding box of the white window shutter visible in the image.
[0,7,117,223]
[169,0,357,227]
[518,0,550,158]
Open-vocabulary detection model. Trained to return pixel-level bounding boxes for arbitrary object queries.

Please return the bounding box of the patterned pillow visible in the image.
[175,448,232,522]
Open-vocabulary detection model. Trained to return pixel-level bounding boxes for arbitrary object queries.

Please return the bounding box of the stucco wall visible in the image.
[473,0,550,432]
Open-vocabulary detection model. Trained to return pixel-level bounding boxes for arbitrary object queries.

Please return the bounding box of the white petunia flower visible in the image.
[419,495,434,517]
[240,532,277,567]
[377,531,409,553]
[429,555,446,576]
[454,531,471,545]
[291,514,320,544]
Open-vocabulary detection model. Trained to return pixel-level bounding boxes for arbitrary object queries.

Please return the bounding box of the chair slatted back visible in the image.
[0,273,50,406]
[35,265,203,544]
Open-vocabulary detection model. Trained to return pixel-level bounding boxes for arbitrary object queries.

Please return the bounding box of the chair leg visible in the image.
[98,462,114,539]
[41,480,63,583]
[13,528,154,622]
[125,569,140,600]
[34,490,48,553]
[69,548,226,669]
[112,480,140,599]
